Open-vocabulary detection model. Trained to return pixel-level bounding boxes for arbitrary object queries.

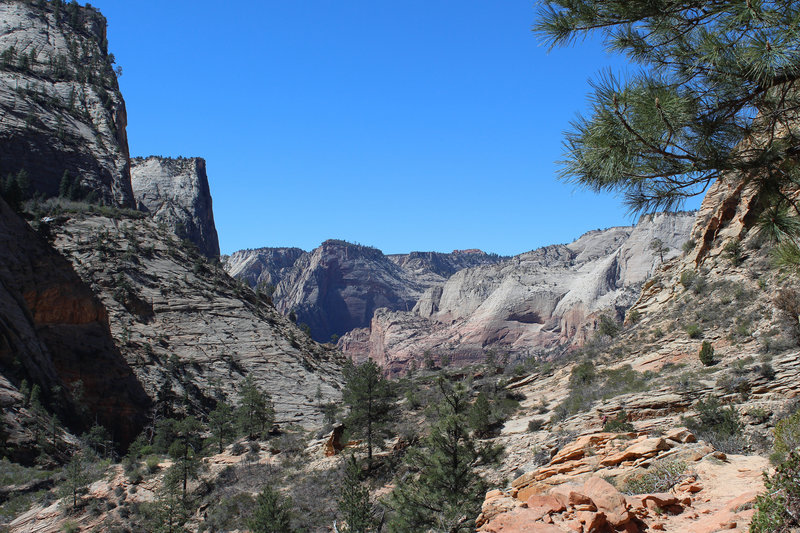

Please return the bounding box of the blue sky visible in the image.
[90,1,702,256]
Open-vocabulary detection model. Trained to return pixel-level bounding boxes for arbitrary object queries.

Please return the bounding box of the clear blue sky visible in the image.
[90,1,702,256]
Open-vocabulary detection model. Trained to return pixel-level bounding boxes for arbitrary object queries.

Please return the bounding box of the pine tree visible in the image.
[649,238,668,262]
[534,2,800,242]
[59,451,93,510]
[59,170,72,197]
[342,359,394,468]
[236,375,275,440]
[468,391,492,438]
[207,399,235,454]
[337,456,379,533]
[248,485,295,533]
[166,416,202,503]
[386,378,501,533]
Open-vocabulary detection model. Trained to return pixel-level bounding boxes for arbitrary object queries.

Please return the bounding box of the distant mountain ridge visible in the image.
[224,241,508,342]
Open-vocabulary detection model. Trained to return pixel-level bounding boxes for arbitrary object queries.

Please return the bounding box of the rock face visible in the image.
[0,197,149,460]
[271,240,428,343]
[225,242,507,343]
[0,1,133,206]
[339,212,695,373]
[130,156,220,258]
[47,211,343,426]
[223,246,306,289]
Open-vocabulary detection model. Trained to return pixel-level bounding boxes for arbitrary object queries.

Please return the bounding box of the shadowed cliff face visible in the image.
[0,197,149,456]
[0,1,134,206]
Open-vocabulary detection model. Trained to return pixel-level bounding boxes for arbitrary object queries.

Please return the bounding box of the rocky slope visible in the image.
[0,0,133,206]
[340,212,695,374]
[41,208,343,427]
[130,156,220,258]
[0,198,149,461]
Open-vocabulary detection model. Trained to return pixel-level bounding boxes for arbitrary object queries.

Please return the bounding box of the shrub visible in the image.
[61,521,80,533]
[682,240,696,254]
[723,239,743,266]
[685,323,702,339]
[603,411,634,433]
[622,461,688,495]
[597,314,621,338]
[144,455,160,474]
[757,363,776,380]
[771,411,800,466]
[527,419,544,432]
[684,397,743,453]
[750,451,800,532]
[698,341,715,366]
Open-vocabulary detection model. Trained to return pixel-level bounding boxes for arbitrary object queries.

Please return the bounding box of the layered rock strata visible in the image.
[47,211,343,426]
[130,156,220,258]
[340,212,695,373]
[0,0,133,206]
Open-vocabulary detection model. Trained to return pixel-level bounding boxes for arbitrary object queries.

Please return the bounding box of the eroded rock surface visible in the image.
[340,212,695,373]
[0,1,133,206]
[47,211,343,426]
[130,156,220,257]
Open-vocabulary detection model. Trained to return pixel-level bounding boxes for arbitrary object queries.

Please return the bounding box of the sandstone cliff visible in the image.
[223,246,306,289]
[0,0,133,206]
[339,212,696,373]
[225,243,506,343]
[130,156,220,258]
[0,198,149,461]
[45,209,342,427]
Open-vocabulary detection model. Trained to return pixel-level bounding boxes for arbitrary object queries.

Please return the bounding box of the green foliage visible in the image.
[682,240,696,254]
[750,451,800,533]
[248,485,296,533]
[603,411,634,433]
[342,359,395,466]
[207,400,235,454]
[650,238,668,261]
[58,451,97,510]
[698,341,715,366]
[724,239,744,266]
[622,461,688,495]
[467,392,492,437]
[597,314,621,338]
[386,379,501,533]
[534,1,800,222]
[685,323,702,339]
[337,456,379,533]
[771,411,800,466]
[236,375,275,440]
[684,396,743,454]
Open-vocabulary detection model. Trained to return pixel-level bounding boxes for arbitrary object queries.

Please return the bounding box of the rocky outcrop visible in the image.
[387,249,508,285]
[0,0,133,206]
[130,156,220,257]
[339,212,695,373]
[0,197,149,459]
[478,430,766,533]
[47,210,343,426]
[223,246,306,289]
[225,244,507,343]
[268,240,429,343]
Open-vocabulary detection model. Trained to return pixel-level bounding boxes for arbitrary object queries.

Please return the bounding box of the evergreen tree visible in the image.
[166,416,202,502]
[467,391,493,438]
[248,485,295,533]
[649,238,668,262]
[207,399,235,454]
[146,469,188,533]
[59,170,72,198]
[236,375,275,440]
[342,359,394,468]
[386,378,501,533]
[59,451,92,510]
[534,2,800,246]
[337,456,379,533]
